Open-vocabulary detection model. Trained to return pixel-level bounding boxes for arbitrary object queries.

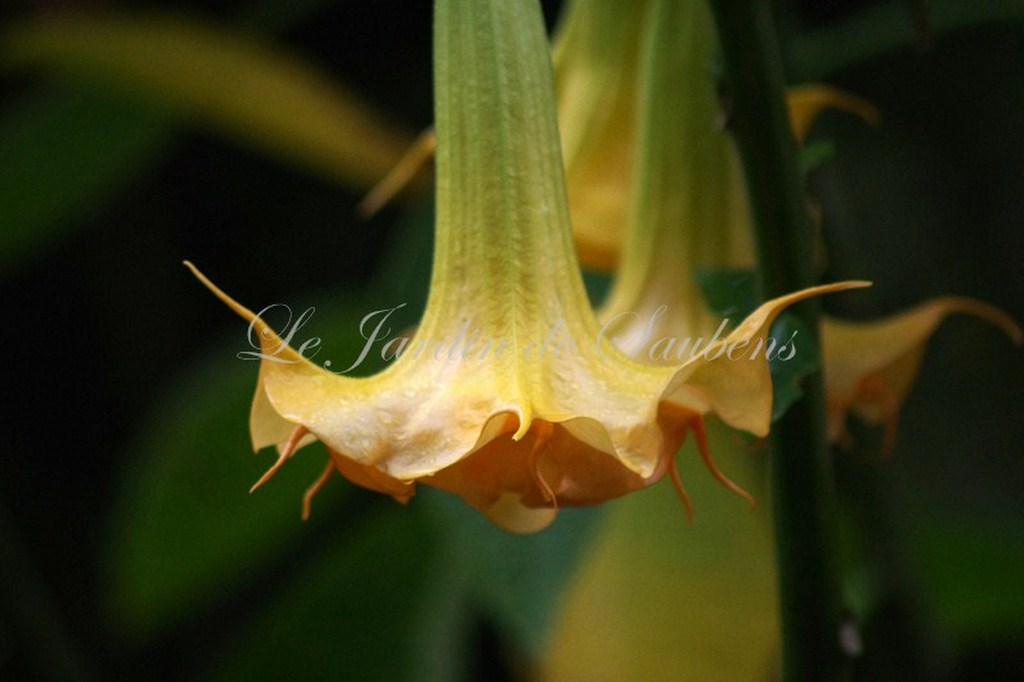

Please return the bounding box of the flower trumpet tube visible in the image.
[550,0,648,271]
[556,2,877,272]
[188,0,866,533]
[595,0,753,350]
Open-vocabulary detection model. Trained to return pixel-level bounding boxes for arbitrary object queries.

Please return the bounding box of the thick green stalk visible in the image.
[706,1,845,680]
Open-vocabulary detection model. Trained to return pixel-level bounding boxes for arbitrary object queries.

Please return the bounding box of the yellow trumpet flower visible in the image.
[822,297,1022,451]
[358,3,879,256]
[556,1,879,272]
[189,0,864,534]
[547,1,1018,677]
[570,0,1017,451]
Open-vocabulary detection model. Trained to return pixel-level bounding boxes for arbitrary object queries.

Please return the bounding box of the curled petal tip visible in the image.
[987,313,1022,346]
[788,84,881,140]
[983,311,1024,348]
[936,296,1023,346]
[183,259,263,326]
[826,279,872,292]
[780,279,872,306]
[992,310,1024,346]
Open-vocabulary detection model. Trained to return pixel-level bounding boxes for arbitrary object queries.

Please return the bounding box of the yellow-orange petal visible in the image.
[326,447,415,503]
[185,260,317,456]
[664,280,872,438]
[822,296,1022,438]
[787,84,880,142]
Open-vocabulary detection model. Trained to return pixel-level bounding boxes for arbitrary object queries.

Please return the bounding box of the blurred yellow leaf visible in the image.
[544,421,780,680]
[2,11,414,188]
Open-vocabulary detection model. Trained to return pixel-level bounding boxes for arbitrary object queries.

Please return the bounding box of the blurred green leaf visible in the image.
[103,344,348,639]
[544,422,780,680]
[206,507,448,682]
[911,517,1024,646]
[799,139,836,176]
[103,200,435,640]
[202,489,600,681]
[423,488,602,658]
[0,85,170,272]
[3,11,414,188]
[581,269,613,307]
[693,266,757,320]
[103,290,406,638]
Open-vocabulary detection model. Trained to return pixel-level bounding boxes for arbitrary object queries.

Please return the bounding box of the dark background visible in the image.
[1,0,1022,679]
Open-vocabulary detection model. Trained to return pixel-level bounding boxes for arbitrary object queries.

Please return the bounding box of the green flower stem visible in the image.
[706,1,845,680]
